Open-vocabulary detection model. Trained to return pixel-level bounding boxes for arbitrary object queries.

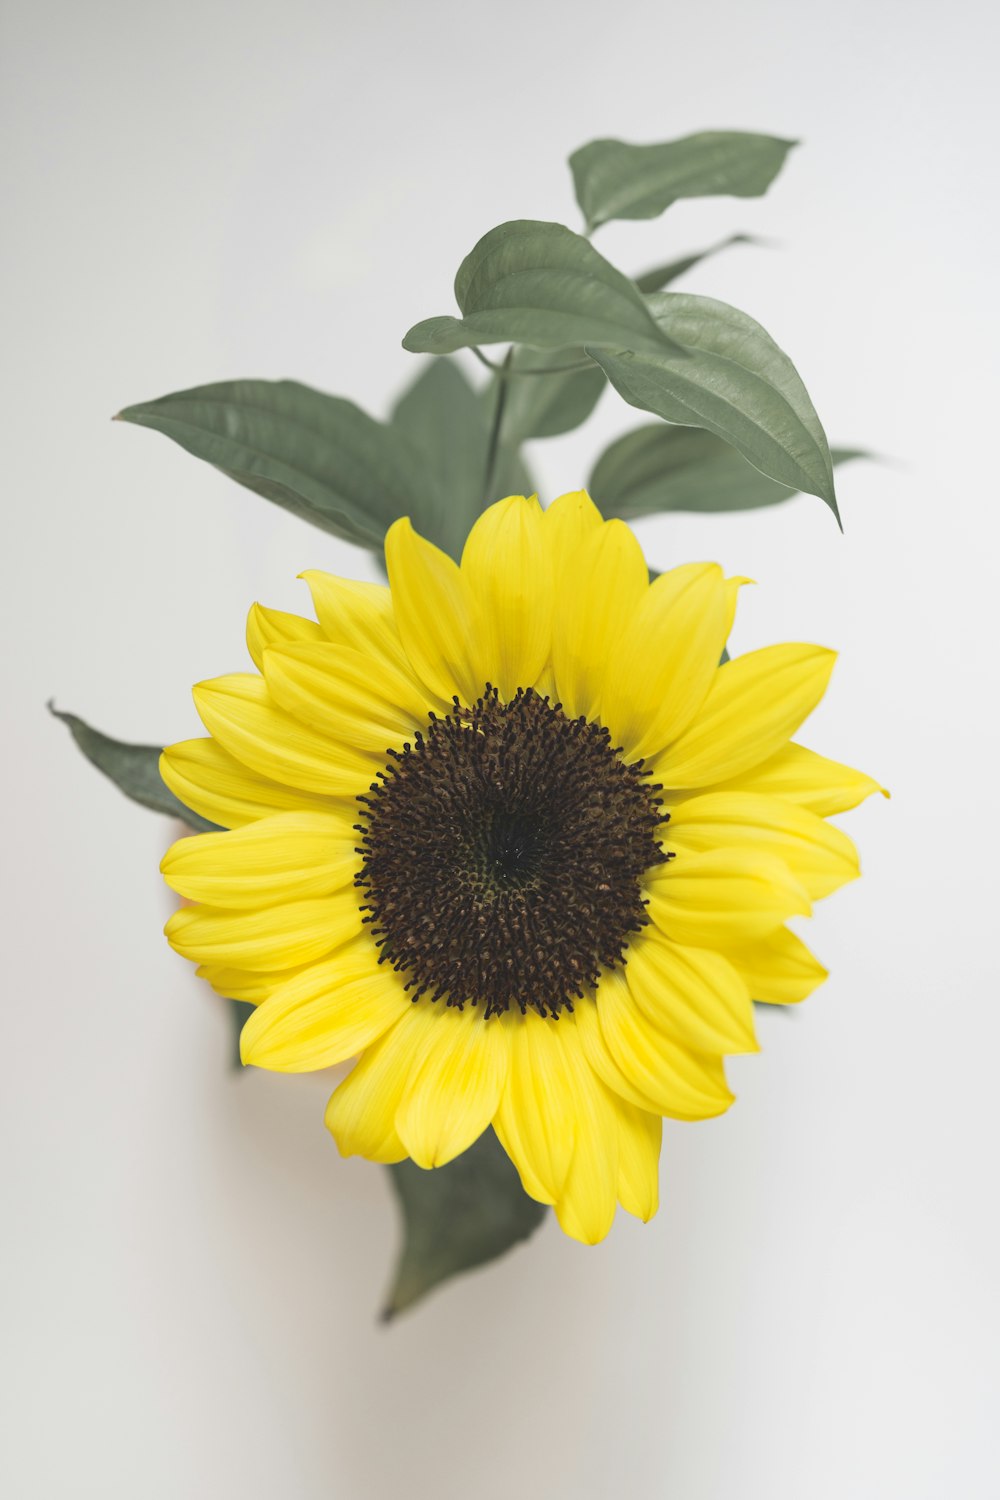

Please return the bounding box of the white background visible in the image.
[3,1,998,1495]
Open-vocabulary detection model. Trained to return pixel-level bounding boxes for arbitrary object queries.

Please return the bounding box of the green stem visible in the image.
[483,347,513,505]
[472,347,594,378]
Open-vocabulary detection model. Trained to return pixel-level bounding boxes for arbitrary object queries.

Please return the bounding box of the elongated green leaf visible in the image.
[116,380,447,553]
[590,424,866,517]
[589,292,840,523]
[570,132,797,231]
[391,359,534,556]
[634,234,761,295]
[50,705,216,832]
[403,220,682,358]
[490,345,607,444]
[383,1128,546,1320]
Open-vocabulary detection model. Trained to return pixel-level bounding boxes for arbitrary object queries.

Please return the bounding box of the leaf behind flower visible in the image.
[383,1128,546,1320]
[116,379,449,554]
[590,424,868,517]
[390,358,534,554]
[50,704,216,831]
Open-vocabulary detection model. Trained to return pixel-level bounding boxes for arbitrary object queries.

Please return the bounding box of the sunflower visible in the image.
[160,492,883,1244]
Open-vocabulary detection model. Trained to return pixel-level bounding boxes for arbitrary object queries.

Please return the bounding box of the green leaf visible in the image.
[590,424,867,518]
[116,379,447,554]
[634,234,761,295]
[383,1128,546,1320]
[589,292,840,523]
[403,220,683,358]
[50,705,216,832]
[492,345,607,444]
[228,1000,255,1069]
[570,131,797,231]
[390,358,534,556]
[53,706,266,1070]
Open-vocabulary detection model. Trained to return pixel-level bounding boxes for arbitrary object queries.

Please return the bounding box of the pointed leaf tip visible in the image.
[50,704,216,831]
[591,292,840,520]
[588,428,864,522]
[113,379,452,555]
[382,1129,546,1320]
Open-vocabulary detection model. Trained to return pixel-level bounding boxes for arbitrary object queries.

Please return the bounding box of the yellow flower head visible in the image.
[160,492,884,1244]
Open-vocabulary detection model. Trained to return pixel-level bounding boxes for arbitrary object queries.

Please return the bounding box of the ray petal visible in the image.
[161,810,359,908]
[461,495,553,700]
[394,1007,511,1169]
[653,644,837,788]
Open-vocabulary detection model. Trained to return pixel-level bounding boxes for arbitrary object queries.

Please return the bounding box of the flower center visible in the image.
[355,687,667,1018]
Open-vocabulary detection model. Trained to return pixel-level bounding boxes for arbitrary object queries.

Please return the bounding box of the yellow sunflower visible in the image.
[160,492,883,1244]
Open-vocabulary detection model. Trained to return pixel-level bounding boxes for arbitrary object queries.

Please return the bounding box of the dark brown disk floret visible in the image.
[354,687,668,1018]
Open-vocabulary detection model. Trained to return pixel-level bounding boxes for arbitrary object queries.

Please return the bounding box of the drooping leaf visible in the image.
[634,234,762,295]
[383,1128,546,1320]
[116,380,448,553]
[491,345,607,444]
[570,131,797,231]
[590,424,867,517]
[390,358,534,556]
[50,705,216,831]
[589,292,840,523]
[403,220,683,358]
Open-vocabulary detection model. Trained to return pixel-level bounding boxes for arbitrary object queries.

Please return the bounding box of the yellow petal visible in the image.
[160,738,343,829]
[574,994,664,1114]
[553,1039,620,1245]
[192,674,376,797]
[586,969,734,1119]
[534,491,604,704]
[246,603,323,673]
[241,940,407,1071]
[684,740,889,816]
[600,562,728,760]
[394,1007,510,1169]
[550,516,649,719]
[300,572,414,677]
[723,575,754,641]
[665,792,860,899]
[624,930,757,1054]
[164,888,362,971]
[542,490,603,583]
[724,926,828,1005]
[384,518,482,704]
[460,495,552,700]
[262,641,430,753]
[493,1008,578,1205]
[645,847,811,947]
[195,962,314,1004]
[539,492,602,702]
[615,1098,662,1222]
[160,810,359,908]
[325,1009,429,1164]
[653,644,837,788]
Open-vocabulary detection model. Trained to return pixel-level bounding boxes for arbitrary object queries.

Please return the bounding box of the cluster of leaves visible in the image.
[56,129,865,1317]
